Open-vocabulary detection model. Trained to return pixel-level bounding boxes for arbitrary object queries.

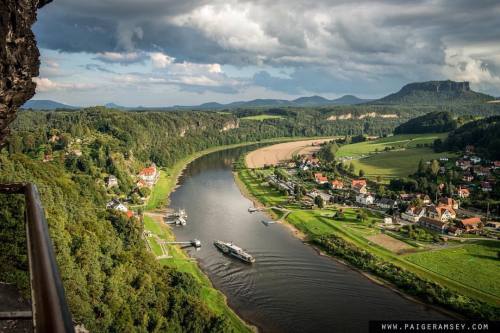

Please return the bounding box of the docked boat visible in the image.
[213,240,255,263]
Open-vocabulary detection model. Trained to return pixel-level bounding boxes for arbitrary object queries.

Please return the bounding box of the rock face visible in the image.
[0,0,51,144]
[400,80,470,93]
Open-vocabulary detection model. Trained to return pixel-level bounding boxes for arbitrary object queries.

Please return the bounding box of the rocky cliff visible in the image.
[0,0,51,145]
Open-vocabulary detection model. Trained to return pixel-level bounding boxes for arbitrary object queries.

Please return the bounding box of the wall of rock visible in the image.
[0,0,51,145]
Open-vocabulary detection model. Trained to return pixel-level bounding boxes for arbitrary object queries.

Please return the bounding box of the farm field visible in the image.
[350,148,457,181]
[241,114,284,121]
[336,133,448,158]
[405,241,500,298]
[245,138,333,168]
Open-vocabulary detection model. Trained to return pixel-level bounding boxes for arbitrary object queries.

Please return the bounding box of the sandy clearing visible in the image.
[366,234,413,253]
[245,139,332,168]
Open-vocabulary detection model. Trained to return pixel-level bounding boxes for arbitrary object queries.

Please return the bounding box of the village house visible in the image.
[106,198,129,213]
[462,173,474,182]
[351,179,367,188]
[493,161,500,169]
[384,217,393,224]
[352,183,368,194]
[485,221,500,230]
[439,197,459,210]
[426,204,456,222]
[330,179,344,190]
[105,175,118,188]
[456,159,471,170]
[465,145,475,154]
[481,181,492,192]
[458,217,482,233]
[138,164,159,187]
[473,166,491,177]
[376,198,398,210]
[314,173,329,185]
[401,206,426,222]
[470,156,481,164]
[457,187,470,198]
[418,217,449,233]
[356,193,375,205]
[300,157,320,170]
[439,157,449,162]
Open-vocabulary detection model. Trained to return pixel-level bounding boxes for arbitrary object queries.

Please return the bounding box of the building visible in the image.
[418,217,448,233]
[458,187,470,198]
[376,198,398,210]
[485,221,500,230]
[465,145,475,154]
[439,197,459,210]
[138,164,159,187]
[383,217,393,224]
[462,173,474,182]
[456,159,471,170]
[402,206,426,222]
[105,175,118,188]
[426,204,456,222]
[330,179,344,190]
[458,217,482,232]
[106,199,129,213]
[314,173,328,185]
[493,161,500,169]
[356,193,374,205]
[481,181,492,192]
[351,179,367,188]
[352,183,367,194]
[470,156,481,164]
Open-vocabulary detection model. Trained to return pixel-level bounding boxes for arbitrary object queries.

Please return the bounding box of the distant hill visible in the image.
[170,95,372,110]
[22,99,78,110]
[394,111,457,134]
[371,80,494,105]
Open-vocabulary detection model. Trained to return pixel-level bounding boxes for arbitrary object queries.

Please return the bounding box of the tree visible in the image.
[430,160,440,176]
[359,169,365,177]
[417,159,425,175]
[314,195,324,209]
[349,163,355,174]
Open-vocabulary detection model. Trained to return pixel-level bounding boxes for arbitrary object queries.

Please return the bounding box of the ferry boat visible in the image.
[213,240,255,263]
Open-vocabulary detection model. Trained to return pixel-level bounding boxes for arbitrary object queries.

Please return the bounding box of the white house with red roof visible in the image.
[138,163,159,187]
[314,173,328,185]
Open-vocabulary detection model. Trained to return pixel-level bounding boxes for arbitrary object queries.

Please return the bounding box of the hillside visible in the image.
[394,111,457,134]
[372,80,494,105]
[441,115,500,159]
[22,99,78,110]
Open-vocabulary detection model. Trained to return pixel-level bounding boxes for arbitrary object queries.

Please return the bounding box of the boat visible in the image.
[213,240,255,263]
[261,220,276,226]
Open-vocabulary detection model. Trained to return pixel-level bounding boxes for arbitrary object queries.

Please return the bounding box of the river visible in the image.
[169,146,448,333]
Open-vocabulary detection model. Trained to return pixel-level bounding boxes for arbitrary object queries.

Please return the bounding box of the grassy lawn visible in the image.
[336,133,448,158]
[350,148,457,181]
[405,241,500,298]
[237,166,500,306]
[241,114,284,121]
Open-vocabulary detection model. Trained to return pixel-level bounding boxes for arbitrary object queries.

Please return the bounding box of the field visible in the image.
[336,133,448,158]
[367,234,414,253]
[335,133,455,181]
[245,138,332,168]
[241,114,284,121]
[405,241,500,298]
[350,148,457,180]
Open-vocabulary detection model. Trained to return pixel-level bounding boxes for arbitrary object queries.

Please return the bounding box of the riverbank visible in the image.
[235,162,500,320]
[141,137,334,332]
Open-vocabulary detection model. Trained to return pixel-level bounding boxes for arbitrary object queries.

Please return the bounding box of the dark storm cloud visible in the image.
[34,0,500,95]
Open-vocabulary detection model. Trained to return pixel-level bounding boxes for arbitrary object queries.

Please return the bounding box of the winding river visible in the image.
[169,146,448,333]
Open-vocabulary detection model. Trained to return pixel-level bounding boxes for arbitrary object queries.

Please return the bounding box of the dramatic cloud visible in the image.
[33,77,98,92]
[32,0,500,104]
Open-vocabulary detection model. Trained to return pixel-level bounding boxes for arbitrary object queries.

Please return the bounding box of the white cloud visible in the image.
[94,51,145,64]
[33,77,98,92]
[150,52,175,68]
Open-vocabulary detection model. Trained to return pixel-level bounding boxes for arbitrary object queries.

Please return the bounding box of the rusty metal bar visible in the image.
[0,183,74,333]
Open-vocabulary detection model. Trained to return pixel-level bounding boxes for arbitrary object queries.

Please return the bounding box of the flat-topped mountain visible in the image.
[22,99,78,110]
[371,80,494,105]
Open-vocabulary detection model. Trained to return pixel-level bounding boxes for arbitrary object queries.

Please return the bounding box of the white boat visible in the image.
[213,240,255,263]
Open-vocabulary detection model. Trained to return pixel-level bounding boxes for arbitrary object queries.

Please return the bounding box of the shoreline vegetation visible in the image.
[141,136,335,332]
[234,149,500,321]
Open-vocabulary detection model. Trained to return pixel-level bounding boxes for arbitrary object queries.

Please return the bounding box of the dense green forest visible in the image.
[394,111,457,134]
[438,116,500,160]
[1,104,500,331]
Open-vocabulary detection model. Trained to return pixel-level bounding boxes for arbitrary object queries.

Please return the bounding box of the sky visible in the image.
[32,0,500,107]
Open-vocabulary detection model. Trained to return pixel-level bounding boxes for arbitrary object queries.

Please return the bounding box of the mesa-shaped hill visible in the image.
[371,80,494,105]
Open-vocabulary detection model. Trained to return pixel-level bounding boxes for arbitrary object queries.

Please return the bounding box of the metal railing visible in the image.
[0,183,74,333]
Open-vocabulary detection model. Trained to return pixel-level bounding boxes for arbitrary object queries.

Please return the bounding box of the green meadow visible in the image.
[241,114,285,121]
